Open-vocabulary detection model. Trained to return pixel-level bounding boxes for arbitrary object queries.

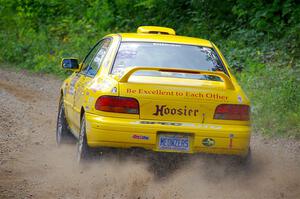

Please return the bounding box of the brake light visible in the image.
[214,104,250,121]
[95,96,139,114]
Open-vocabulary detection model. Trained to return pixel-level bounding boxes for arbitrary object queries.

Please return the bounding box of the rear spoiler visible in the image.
[118,67,235,90]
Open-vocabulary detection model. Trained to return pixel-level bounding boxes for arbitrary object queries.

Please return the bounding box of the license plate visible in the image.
[158,134,190,152]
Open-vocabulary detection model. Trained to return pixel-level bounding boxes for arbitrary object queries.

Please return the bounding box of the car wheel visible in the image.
[56,98,72,145]
[236,147,252,167]
[77,114,91,162]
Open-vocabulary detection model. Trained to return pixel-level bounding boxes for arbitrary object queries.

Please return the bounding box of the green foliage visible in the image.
[0,0,299,137]
[238,66,300,138]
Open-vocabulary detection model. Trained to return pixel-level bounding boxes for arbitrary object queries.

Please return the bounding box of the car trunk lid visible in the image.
[117,67,239,124]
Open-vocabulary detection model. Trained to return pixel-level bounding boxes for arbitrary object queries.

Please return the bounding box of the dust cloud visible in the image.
[29,141,300,199]
[1,68,299,199]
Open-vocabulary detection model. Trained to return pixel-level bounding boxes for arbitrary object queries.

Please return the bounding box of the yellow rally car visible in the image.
[56,26,251,163]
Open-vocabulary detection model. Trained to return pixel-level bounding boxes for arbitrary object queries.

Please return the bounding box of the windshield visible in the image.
[111,42,225,79]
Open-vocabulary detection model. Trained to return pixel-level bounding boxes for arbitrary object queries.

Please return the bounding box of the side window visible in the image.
[81,41,102,74]
[81,38,111,77]
[86,39,111,76]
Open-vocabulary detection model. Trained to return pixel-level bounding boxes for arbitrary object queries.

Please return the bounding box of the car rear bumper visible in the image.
[85,112,251,156]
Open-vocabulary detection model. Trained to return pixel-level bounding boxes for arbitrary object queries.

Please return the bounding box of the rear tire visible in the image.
[236,147,252,167]
[56,98,72,145]
[77,115,91,163]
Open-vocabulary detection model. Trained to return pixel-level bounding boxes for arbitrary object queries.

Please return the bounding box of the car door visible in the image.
[63,72,80,126]
[66,40,103,131]
[71,38,112,133]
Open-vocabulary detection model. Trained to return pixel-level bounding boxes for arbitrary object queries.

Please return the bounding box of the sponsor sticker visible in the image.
[202,138,215,147]
[132,134,149,140]
[111,87,117,93]
[87,97,95,104]
[69,75,80,95]
[153,105,199,117]
[238,95,242,103]
[90,79,114,92]
[126,88,228,101]
[130,121,222,129]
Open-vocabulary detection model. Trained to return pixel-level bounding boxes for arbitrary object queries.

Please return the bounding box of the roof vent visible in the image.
[137,26,176,35]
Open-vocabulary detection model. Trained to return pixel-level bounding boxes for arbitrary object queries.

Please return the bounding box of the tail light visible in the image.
[214,104,250,121]
[95,96,139,114]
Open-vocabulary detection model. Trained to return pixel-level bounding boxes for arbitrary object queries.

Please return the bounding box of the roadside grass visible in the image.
[239,67,300,139]
[216,30,300,139]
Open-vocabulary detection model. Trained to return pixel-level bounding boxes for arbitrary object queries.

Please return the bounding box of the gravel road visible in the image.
[0,68,299,199]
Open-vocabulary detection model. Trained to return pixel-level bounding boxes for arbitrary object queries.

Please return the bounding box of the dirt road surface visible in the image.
[0,68,300,199]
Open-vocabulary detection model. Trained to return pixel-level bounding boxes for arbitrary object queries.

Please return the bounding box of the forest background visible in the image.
[0,0,299,138]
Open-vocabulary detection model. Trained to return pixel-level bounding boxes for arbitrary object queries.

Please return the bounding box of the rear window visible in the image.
[111,42,225,80]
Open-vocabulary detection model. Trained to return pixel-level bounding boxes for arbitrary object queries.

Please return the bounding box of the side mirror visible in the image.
[61,58,79,71]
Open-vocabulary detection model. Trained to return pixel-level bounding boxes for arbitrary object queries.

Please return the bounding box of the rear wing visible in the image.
[118,67,235,90]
